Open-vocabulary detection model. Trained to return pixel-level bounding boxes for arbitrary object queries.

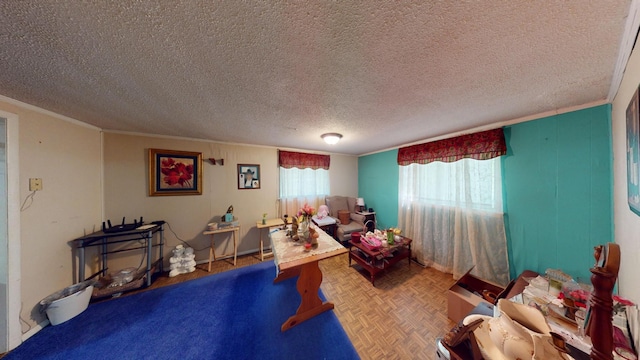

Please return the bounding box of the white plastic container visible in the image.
[435,338,450,359]
[45,285,93,326]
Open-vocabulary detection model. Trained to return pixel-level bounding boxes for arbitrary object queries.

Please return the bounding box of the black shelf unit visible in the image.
[71,221,165,294]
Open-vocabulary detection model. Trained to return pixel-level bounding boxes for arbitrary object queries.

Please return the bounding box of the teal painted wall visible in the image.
[358,105,613,282]
[502,104,613,281]
[358,150,399,229]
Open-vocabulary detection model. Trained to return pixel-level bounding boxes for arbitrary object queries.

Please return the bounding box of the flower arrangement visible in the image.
[559,281,591,309]
[613,294,635,315]
[297,203,315,223]
[160,158,194,187]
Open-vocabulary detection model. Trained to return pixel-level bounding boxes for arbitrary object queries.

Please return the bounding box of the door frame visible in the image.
[0,110,21,350]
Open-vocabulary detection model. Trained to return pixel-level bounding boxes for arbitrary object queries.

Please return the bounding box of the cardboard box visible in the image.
[447,267,504,323]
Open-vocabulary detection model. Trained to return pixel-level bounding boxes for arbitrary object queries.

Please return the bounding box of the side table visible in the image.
[203,226,239,270]
[356,211,376,232]
[256,218,285,261]
[348,236,411,285]
[312,215,337,238]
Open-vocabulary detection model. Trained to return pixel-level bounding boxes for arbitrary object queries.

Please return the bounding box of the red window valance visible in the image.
[397,128,506,166]
[278,150,330,170]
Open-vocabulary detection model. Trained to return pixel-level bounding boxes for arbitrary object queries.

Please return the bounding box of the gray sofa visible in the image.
[325,195,366,243]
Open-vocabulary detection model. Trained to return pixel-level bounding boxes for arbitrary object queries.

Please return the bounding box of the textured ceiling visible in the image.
[0,1,634,155]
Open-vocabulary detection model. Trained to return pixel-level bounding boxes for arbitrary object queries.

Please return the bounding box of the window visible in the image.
[279,167,330,199]
[278,150,330,216]
[398,157,509,285]
[399,157,502,212]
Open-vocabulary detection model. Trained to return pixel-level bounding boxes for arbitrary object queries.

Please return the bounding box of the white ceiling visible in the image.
[0,1,636,155]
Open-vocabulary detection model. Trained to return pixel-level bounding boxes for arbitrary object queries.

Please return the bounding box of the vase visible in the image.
[386,230,394,245]
[298,218,310,241]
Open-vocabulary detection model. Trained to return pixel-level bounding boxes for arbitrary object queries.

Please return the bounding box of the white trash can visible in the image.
[40,281,94,326]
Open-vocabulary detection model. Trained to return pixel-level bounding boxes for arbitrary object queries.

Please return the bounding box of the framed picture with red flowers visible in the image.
[237,164,260,189]
[148,148,203,196]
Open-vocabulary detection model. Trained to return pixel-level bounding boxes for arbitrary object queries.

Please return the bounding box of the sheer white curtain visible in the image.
[279,167,329,217]
[398,157,510,285]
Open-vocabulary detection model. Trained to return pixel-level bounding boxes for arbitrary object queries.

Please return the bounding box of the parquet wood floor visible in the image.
[126,251,458,359]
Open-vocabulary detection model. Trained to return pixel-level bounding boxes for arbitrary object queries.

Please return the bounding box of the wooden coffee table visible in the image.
[348,236,412,285]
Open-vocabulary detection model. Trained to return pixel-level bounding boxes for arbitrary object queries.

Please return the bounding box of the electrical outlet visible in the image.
[29,178,42,191]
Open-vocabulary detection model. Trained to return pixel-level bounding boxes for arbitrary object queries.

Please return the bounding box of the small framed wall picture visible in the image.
[148,148,203,196]
[238,164,260,189]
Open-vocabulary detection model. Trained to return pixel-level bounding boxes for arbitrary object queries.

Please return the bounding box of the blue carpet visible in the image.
[7,261,360,360]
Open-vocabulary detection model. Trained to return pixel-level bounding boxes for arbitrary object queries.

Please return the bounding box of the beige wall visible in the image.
[0,99,103,331]
[0,95,357,336]
[612,45,640,303]
[0,93,357,338]
[328,152,359,196]
[102,133,358,271]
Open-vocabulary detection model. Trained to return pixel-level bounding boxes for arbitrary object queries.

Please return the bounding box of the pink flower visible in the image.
[613,295,635,315]
[296,204,316,224]
[569,289,590,302]
[613,295,635,307]
[298,203,315,217]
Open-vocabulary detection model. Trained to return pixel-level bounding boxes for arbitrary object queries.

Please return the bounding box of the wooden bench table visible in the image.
[271,226,347,331]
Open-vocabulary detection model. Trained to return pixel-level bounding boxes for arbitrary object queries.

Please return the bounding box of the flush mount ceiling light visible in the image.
[321,133,343,145]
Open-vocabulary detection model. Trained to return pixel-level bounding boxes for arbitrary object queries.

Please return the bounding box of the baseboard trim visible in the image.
[194,249,263,265]
[22,319,49,342]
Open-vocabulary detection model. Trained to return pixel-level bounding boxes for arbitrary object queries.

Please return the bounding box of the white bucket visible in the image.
[45,285,93,326]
